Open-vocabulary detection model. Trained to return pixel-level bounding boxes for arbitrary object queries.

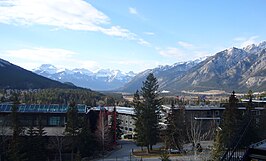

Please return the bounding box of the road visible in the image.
[96,140,138,161]
[95,140,211,161]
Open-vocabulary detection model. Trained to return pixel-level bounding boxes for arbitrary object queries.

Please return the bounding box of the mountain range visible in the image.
[33,65,136,91]
[0,59,75,89]
[1,41,265,93]
[121,41,266,93]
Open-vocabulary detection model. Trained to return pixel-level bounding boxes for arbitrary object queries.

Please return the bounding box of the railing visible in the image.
[241,139,266,161]
[220,113,253,161]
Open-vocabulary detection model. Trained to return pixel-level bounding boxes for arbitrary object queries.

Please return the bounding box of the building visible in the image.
[106,106,135,138]
[0,103,94,136]
[1,102,264,138]
[243,139,266,161]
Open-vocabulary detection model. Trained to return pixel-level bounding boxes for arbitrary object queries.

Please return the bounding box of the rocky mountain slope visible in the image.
[34,65,136,91]
[0,59,76,89]
[121,42,266,93]
[119,59,203,92]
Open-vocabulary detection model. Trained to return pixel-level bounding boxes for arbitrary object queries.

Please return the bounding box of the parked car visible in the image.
[167,148,181,154]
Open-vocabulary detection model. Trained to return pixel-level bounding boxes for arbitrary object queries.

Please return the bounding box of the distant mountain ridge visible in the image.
[121,41,266,93]
[34,65,136,91]
[0,59,76,89]
[119,58,204,92]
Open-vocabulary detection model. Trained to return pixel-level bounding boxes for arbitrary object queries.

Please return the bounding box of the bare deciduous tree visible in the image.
[49,128,65,161]
[187,118,213,160]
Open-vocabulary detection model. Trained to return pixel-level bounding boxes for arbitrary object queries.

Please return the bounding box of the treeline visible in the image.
[0,88,128,106]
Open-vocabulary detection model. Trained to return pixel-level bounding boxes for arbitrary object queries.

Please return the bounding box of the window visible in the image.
[49,116,60,126]
[125,127,128,130]
[129,128,132,131]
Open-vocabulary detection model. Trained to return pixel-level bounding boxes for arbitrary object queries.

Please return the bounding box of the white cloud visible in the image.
[99,26,136,39]
[177,41,194,49]
[137,38,150,46]
[0,0,108,30]
[1,47,99,71]
[144,32,155,36]
[233,36,259,48]
[0,0,148,44]
[158,44,211,62]
[159,47,185,59]
[109,59,166,73]
[129,7,138,15]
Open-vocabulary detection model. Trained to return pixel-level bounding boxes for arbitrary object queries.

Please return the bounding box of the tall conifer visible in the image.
[134,73,161,153]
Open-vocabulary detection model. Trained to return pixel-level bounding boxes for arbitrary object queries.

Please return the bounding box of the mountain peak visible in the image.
[258,41,266,49]
[34,64,60,74]
[34,65,137,90]
[0,58,11,67]
[121,41,266,93]
[243,41,266,53]
[0,58,75,89]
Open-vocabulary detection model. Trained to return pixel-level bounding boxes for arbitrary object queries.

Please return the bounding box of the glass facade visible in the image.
[49,116,61,126]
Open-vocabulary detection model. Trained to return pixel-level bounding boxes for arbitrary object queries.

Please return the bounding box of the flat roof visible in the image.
[0,104,87,113]
[106,106,135,115]
[251,139,266,151]
[194,117,220,120]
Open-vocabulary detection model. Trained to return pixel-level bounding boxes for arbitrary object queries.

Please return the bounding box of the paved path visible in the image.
[96,140,138,161]
[95,140,211,161]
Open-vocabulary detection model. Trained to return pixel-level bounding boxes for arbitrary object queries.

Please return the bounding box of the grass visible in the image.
[132,148,182,158]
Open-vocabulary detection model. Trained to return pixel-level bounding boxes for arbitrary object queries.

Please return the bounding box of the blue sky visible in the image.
[0,0,266,73]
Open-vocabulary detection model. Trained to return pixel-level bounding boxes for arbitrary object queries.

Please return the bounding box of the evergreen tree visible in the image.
[164,106,186,151]
[75,150,82,161]
[65,101,80,161]
[78,117,98,157]
[258,109,266,140]
[134,73,161,153]
[8,95,27,161]
[220,91,241,147]
[133,90,146,148]
[34,116,47,161]
[242,90,259,146]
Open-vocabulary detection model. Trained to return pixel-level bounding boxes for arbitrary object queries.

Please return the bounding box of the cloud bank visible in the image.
[0,0,147,44]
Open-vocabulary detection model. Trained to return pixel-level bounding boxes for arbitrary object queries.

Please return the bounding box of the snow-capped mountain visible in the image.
[119,58,204,92]
[121,42,266,93]
[0,58,75,89]
[33,66,136,91]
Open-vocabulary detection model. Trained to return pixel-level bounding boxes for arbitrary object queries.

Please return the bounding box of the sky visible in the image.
[0,0,266,73]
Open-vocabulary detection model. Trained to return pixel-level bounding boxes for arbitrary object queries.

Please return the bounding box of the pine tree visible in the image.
[65,101,80,161]
[8,94,27,161]
[78,117,98,157]
[133,90,146,148]
[134,73,161,153]
[165,106,186,151]
[242,90,259,146]
[34,116,47,161]
[220,91,241,147]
